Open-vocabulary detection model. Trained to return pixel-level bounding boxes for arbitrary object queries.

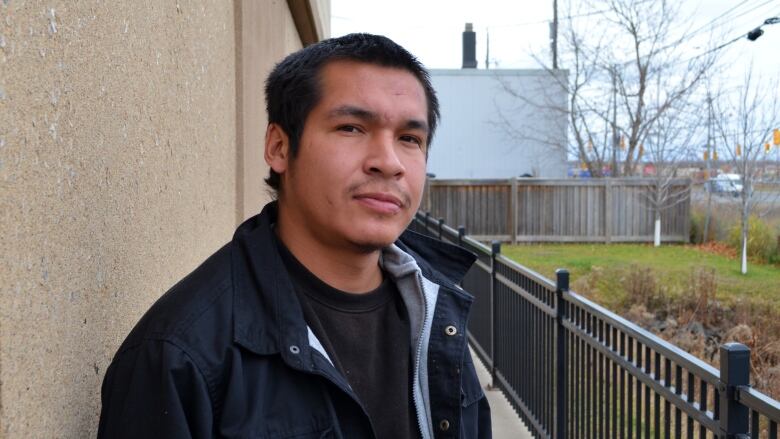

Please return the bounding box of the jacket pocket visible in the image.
[461,355,485,407]
[460,355,491,438]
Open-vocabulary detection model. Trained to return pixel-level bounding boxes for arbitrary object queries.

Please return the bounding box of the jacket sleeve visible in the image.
[97,339,214,439]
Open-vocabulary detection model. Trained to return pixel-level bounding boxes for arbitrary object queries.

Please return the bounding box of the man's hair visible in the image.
[264,33,440,194]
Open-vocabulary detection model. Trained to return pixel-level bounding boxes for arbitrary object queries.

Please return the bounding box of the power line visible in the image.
[683,34,745,63]
[727,0,777,22]
[613,0,776,67]
[682,0,754,41]
[688,0,779,38]
[680,12,780,65]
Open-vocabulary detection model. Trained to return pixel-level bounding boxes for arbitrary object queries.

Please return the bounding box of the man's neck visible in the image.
[274,213,383,294]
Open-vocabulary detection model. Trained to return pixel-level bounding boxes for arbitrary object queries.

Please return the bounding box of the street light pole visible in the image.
[551,0,559,69]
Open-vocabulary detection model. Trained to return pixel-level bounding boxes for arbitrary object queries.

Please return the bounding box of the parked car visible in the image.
[705,173,743,197]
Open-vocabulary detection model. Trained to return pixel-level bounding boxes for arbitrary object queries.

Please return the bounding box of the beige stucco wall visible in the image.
[0,1,326,437]
[236,0,303,222]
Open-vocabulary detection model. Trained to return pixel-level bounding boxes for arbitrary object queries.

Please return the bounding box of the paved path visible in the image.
[471,348,532,438]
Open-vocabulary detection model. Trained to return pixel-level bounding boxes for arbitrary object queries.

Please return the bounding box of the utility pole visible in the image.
[702,93,714,243]
[551,0,559,69]
[611,65,619,177]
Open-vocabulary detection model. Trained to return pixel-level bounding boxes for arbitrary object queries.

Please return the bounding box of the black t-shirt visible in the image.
[275,238,421,439]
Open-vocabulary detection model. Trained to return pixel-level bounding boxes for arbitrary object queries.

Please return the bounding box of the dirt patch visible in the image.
[693,241,739,259]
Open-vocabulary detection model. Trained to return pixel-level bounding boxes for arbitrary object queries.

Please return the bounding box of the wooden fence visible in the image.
[421,178,691,243]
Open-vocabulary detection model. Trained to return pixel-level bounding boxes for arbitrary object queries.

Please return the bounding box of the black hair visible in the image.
[263,33,439,194]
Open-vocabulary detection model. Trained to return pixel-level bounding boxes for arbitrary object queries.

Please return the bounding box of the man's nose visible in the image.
[364,133,405,177]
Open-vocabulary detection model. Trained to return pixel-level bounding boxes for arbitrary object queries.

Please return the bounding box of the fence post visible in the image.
[510,177,518,244]
[555,269,570,439]
[424,211,431,233]
[458,226,465,247]
[438,218,445,240]
[718,343,750,438]
[490,241,501,389]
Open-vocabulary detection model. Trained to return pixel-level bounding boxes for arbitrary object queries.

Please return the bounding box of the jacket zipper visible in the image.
[413,272,432,439]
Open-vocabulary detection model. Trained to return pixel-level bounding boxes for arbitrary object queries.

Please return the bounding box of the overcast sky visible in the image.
[332,0,780,85]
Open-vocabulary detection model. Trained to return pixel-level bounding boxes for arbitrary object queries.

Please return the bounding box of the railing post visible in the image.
[424,211,431,234]
[438,218,445,240]
[458,225,465,247]
[490,241,501,389]
[555,269,570,439]
[718,343,750,439]
[604,179,613,244]
[424,175,431,212]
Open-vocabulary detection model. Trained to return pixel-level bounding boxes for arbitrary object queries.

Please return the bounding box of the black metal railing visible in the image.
[410,212,780,439]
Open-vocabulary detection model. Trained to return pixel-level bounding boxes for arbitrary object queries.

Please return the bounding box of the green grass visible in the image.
[502,243,780,313]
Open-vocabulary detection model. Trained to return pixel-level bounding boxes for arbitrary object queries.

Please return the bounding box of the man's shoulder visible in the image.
[116,242,236,356]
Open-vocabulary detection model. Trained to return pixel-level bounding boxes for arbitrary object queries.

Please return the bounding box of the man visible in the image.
[98,33,491,438]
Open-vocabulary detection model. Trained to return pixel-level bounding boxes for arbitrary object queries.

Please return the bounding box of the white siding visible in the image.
[428,69,568,179]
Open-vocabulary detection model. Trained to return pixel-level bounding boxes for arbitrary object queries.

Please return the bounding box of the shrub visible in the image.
[678,267,717,327]
[690,211,703,243]
[690,210,720,243]
[621,264,670,316]
[727,215,778,263]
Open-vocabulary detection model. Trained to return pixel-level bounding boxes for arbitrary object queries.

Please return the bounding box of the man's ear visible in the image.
[264,123,291,174]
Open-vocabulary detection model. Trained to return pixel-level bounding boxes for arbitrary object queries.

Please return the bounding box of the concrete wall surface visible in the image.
[0,1,326,437]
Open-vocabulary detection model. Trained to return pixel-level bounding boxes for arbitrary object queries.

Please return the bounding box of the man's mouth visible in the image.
[353,192,404,214]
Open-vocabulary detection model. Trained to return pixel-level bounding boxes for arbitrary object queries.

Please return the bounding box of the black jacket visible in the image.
[98,203,491,438]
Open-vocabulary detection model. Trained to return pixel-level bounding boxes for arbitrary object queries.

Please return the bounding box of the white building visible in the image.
[427,25,569,179]
[428,69,569,179]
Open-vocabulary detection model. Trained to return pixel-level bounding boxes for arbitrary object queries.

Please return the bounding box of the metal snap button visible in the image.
[289,345,300,354]
[439,419,450,431]
[445,325,458,336]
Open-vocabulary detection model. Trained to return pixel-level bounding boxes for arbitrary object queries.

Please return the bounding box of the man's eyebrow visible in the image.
[402,119,429,134]
[327,105,378,122]
[327,105,429,134]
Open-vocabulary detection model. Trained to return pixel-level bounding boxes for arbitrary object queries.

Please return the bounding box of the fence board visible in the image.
[423,178,691,243]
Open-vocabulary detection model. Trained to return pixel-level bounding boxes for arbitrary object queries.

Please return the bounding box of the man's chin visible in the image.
[346,229,404,253]
[347,237,396,254]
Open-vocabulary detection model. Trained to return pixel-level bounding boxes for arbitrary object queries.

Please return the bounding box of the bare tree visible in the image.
[603,0,716,176]
[494,1,611,177]
[497,0,718,178]
[712,69,780,274]
[642,104,701,246]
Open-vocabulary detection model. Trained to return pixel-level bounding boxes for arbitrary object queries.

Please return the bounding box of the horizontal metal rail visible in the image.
[563,319,720,432]
[565,290,721,386]
[495,254,557,291]
[411,210,780,438]
[495,271,556,318]
[738,386,780,421]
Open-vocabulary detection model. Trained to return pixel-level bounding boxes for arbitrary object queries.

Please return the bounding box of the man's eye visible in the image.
[400,135,422,146]
[338,125,361,133]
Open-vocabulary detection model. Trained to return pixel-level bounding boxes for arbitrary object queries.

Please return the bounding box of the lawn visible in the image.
[501,243,780,313]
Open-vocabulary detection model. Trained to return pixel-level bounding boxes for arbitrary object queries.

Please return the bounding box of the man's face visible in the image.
[272,60,429,252]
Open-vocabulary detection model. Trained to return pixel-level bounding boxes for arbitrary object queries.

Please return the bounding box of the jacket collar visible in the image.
[231,202,307,356]
[397,229,476,287]
[230,202,477,356]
